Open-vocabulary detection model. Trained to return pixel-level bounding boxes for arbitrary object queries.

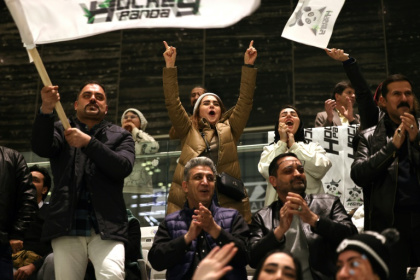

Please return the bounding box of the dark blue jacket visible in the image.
[149,202,249,280]
[31,114,135,243]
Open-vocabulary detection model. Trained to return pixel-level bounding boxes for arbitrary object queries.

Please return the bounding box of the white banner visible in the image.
[5,0,260,48]
[268,125,362,211]
[305,125,363,211]
[281,0,345,49]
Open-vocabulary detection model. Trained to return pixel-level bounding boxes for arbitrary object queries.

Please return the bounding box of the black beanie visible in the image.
[336,229,398,280]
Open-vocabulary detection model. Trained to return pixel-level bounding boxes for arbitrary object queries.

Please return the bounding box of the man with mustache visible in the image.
[249,153,357,280]
[351,74,420,279]
[31,82,135,280]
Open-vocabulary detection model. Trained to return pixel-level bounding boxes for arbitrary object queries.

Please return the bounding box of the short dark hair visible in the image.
[331,81,353,100]
[29,164,52,201]
[191,85,207,93]
[76,80,107,101]
[268,152,299,177]
[183,157,217,181]
[381,74,413,98]
[252,250,303,280]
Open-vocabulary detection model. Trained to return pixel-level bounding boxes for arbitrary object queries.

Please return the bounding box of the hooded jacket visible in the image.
[163,66,257,223]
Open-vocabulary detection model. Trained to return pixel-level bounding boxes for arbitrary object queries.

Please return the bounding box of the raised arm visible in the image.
[162,41,191,138]
[229,41,258,140]
[326,48,379,130]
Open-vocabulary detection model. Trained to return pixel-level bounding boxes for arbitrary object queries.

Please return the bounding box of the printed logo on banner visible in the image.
[323,126,339,155]
[345,185,363,209]
[288,4,333,36]
[347,125,357,159]
[80,0,200,23]
[324,179,342,196]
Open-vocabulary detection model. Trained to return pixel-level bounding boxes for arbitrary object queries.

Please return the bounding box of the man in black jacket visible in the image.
[13,165,54,280]
[248,153,357,280]
[351,74,420,279]
[31,82,135,280]
[0,146,37,280]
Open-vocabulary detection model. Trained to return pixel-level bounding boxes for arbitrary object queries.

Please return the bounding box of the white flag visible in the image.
[281,0,345,49]
[5,0,260,49]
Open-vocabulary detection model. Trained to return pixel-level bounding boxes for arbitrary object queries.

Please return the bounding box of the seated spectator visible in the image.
[192,242,237,280]
[258,105,331,206]
[148,157,249,280]
[315,81,360,127]
[248,153,357,279]
[336,229,398,280]
[252,250,302,280]
[13,164,54,280]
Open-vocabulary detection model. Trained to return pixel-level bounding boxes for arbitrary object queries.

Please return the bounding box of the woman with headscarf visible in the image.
[121,108,159,194]
[162,40,257,223]
[258,105,332,206]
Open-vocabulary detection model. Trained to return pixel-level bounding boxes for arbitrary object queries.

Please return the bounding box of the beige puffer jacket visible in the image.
[163,66,257,223]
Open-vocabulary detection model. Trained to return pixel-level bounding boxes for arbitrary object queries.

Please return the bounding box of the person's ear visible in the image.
[268,176,277,187]
[182,181,188,194]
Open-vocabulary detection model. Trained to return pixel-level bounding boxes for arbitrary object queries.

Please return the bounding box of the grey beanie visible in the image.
[121,108,148,131]
[192,92,221,116]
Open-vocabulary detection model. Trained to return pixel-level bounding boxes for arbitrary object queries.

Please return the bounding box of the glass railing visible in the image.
[24,126,361,228]
[24,131,270,228]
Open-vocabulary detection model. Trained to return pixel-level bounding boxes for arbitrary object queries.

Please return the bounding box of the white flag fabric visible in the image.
[281,0,345,49]
[5,0,260,48]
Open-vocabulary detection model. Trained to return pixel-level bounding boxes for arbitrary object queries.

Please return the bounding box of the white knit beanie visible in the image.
[192,93,221,116]
[121,108,148,131]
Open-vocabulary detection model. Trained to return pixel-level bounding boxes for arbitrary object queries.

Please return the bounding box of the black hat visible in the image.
[336,229,398,280]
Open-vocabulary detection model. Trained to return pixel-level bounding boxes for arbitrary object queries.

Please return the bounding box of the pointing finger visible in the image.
[163,41,169,49]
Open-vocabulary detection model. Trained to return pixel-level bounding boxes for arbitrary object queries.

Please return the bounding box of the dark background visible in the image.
[0,0,419,152]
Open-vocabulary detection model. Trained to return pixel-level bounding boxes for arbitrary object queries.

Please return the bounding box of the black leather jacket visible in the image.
[248,194,357,280]
[0,146,37,244]
[351,115,420,231]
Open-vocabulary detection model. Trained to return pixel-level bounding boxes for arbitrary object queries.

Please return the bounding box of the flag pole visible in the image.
[27,47,71,129]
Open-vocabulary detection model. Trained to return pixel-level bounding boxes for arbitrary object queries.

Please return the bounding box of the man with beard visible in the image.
[351,74,420,279]
[248,153,357,280]
[31,82,135,280]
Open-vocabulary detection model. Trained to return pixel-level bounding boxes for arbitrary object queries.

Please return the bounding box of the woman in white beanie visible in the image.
[161,40,257,223]
[121,108,159,195]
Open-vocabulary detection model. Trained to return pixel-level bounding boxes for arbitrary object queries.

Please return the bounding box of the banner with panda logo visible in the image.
[304,125,363,211]
[5,0,260,48]
[281,0,345,49]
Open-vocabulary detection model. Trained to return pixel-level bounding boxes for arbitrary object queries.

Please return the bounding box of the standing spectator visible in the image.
[351,74,420,279]
[162,40,257,223]
[0,146,37,280]
[121,108,159,194]
[13,164,54,280]
[258,105,331,206]
[31,81,135,280]
[249,153,357,279]
[148,157,249,280]
[315,81,360,127]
